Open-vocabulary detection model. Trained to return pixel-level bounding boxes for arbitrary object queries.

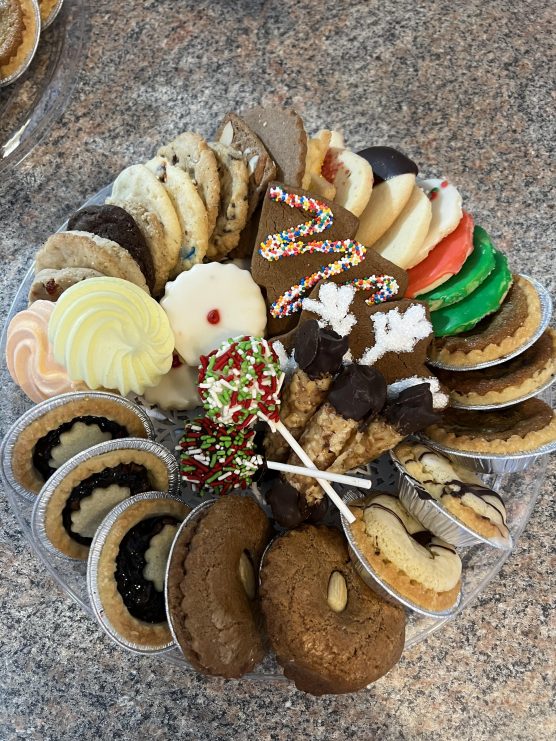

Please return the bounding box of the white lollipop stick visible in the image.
[274,421,356,523]
[267,460,372,490]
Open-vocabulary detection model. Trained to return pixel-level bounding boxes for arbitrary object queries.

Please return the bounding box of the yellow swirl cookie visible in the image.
[48,277,174,395]
[6,300,87,402]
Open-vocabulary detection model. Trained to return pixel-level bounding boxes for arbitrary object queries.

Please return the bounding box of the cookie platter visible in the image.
[0,181,551,680]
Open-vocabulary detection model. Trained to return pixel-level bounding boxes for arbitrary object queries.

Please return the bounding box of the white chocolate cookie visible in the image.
[160,263,267,366]
[110,164,182,273]
[370,186,432,269]
[158,131,220,235]
[145,156,209,273]
[409,178,463,268]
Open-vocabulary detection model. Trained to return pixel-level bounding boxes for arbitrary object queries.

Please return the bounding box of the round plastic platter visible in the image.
[0,0,87,174]
[0,185,551,681]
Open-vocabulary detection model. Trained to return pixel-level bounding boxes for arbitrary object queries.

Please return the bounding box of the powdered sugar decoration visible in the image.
[360,304,432,366]
[272,340,298,376]
[302,282,357,337]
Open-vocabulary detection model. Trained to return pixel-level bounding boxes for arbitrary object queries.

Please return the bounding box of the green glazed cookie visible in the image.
[420,226,496,311]
[430,248,512,337]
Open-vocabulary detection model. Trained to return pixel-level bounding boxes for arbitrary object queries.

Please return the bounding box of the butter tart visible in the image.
[91,495,190,650]
[434,329,556,406]
[424,398,556,455]
[0,0,39,85]
[429,276,542,368]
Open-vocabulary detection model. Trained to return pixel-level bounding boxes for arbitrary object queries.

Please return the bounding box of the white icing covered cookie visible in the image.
[410,178,463,267]
[142,358,200,411]
[160,263,267,365]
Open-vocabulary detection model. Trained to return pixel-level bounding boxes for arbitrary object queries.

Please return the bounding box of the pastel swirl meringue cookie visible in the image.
[6,300,87,402]
[48,277,174,395]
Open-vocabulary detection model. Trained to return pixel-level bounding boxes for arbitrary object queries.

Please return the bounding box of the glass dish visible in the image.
[0,0,87,174]
[0,184,551,681]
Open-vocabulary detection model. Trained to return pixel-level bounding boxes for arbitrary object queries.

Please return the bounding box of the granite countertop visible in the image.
[0,0,554,738]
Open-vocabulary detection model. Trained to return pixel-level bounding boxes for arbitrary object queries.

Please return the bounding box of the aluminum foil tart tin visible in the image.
[340,489,462,619]
[448,373,556,411]
[42,0,65,29]
[389,451,512,550]
[31,437,181,561]
[418,435,556,475]
[428,275,553,371]
[87,491,187,655]
[0,391,156,503]
[164,499,215,656]
[0,0,41,88]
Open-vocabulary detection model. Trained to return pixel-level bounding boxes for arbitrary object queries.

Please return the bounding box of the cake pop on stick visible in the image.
[198,336,356,522]
[264,319,348,461]
[177,416,374,498]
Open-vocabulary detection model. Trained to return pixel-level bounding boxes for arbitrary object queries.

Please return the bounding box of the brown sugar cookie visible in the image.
[424,397,556,454]
[434,329,556,406]
[252,182,407,338]
[240,106,307,187]
[166,496,272,678]
[429,276,542,368]
[216,112,277,219]
[92,495,190,650]
[259,525,405,695]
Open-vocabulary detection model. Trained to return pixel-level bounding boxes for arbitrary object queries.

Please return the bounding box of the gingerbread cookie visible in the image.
[251,183,407,337]
[158,131,220,235]
[240,106,307,187]
[356,146,418,247]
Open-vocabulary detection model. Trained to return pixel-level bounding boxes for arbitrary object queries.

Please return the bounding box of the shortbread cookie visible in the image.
[142,357,200,411]
[110,163,182,273]
[349,493,462,612]
[370,186,432,269]
[158,131,220,235]
[321,147,373,216]
[94,496,190,649]
[206,142,249,259]
[145,156,209,273]
[393,442,510,547]
[6,300,87,403]
[35,231,149,292]
[106,198,172,297]
[260,526,405,695]
[41,442,174,559]
[166,496,272,678]
[410,178,463,267]
[302,131,336,200]
[160,262,267,365]
[29,267,104,304]
[424,398,556,454]
[434,329,556,406]
[356,146,418,247]
[240,106,307,187]
[216,112,277,218]
[9,392,150,494]
[49,277,174,395]
[68,204,155,293]
[429,275,542,367]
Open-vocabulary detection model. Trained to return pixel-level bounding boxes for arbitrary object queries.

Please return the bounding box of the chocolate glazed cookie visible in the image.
[166,496,272,678]
[259,526,405,695]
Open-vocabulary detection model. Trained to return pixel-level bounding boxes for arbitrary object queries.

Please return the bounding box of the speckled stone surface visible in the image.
[0,0,554,738]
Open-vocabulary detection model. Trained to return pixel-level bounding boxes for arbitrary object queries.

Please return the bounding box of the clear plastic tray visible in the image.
[0,0,87,174]
[0,184,551,680]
